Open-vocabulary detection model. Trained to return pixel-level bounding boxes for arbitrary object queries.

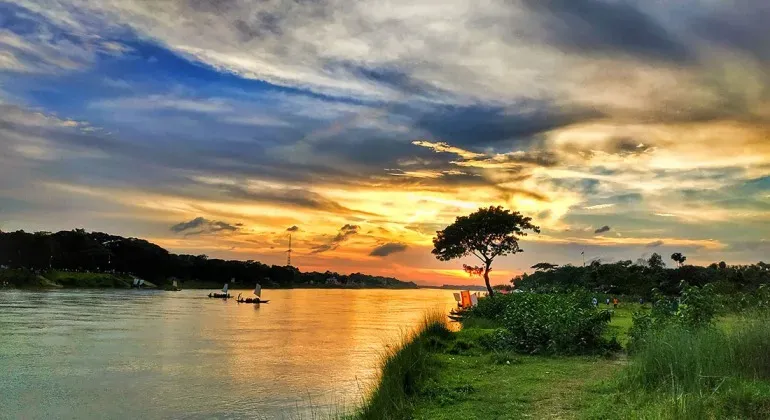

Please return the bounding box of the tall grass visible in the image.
[355,310,451,420]
[612,312,770,419]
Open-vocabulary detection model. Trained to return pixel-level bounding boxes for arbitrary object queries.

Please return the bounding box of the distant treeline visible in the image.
[513,255,770,298]
[0,229,418,289]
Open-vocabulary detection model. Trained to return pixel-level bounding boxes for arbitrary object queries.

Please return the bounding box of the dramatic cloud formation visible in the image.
[1,0,769,284]
[311,224,360,254]
[170,217,239,236]
[370,243,408,257]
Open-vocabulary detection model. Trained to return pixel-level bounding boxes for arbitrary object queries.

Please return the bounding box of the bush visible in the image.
[627,284,719,352]
[625,311,770,391]
[463,292,614,355]
[586,313,770,420]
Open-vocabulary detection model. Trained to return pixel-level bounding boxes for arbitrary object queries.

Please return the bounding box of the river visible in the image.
[0,288,457,419]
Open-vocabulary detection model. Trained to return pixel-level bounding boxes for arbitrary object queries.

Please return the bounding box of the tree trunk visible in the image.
[483,264,494,297]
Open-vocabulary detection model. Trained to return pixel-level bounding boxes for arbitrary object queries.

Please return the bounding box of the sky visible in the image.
[0,0,768,285]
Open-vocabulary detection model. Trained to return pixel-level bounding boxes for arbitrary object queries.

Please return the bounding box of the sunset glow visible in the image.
[1,0,768,285]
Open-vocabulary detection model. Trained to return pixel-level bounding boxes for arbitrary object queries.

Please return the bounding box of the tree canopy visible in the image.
[432,206,539,296]
[671,252,687,267]
[0,229,417,289]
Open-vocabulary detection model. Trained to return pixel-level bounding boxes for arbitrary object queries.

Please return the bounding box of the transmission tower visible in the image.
[286,233,292,267]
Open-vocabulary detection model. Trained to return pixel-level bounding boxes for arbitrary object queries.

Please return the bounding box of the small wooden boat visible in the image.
[236,295,269,304]
[165,279,181,291]
[236,282,268,304]
[208,283,231,299]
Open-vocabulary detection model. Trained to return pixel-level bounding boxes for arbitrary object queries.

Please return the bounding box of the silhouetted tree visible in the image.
[531,262,559,271]
[671,252,687,267]
[648,253,666,270]
[432,206,540,296]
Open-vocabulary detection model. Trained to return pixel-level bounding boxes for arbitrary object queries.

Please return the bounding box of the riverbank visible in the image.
[1,267,422,290]
[0,269,154,289]
[0,269,421,290]
[355,301,770,419]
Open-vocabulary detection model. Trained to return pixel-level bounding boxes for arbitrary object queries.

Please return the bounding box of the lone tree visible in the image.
[671,252,687,267]
[432,206,540,296]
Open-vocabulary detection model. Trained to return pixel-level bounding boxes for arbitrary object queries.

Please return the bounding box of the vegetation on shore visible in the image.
[0,268,147,289]
[0,229,417,289]
[357,290,770,419]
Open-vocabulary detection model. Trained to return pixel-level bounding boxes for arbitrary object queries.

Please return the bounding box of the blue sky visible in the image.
[1,0,769,284]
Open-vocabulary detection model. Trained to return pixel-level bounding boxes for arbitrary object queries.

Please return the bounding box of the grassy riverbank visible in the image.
[355,300,770,420]
[0,269,146,289]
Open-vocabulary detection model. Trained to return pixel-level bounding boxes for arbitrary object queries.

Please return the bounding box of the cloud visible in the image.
[311,223,360,254]
[369,242,408,257]
[594,225,611,235]
[584,204,615,210]
[286,225,299,232]
[224,185,378,216]
[92,94,231,113]
[646,240,665,248]
[170,217,239,236]
[521,0,692,63]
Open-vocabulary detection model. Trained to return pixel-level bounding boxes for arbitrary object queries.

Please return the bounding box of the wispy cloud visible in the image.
[311,224,360,254]
[584,204,616,210]
[646,240,665,248]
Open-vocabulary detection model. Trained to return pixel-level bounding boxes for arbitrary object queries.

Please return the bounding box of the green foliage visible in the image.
[584,312,770,420]
[627,284,720,351]
[356,312,451,420]
[463,292,615,355]
[514,260,770,302]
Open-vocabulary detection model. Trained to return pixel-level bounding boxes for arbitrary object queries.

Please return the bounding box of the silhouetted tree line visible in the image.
[0,229,417,289]
[513,253,770,298]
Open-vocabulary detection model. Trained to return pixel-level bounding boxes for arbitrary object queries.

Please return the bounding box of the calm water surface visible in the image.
[0,288,456,419]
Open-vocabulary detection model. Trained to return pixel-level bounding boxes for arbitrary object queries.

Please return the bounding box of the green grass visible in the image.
[412,352,621,419]
[602,303,648,347]
[354,311,452,420]
[356,301,770,420]
[582,312,770,419]
[44,270,138,288]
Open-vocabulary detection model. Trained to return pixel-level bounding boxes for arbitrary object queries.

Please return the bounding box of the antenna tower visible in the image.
[287,233,292,267]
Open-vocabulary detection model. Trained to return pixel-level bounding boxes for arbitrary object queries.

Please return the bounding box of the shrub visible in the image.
[464,292,614,355]
[627,284,719,352]
[625,312,770,393]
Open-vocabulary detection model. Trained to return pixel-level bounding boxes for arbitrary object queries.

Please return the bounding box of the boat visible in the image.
[165,279,181,291]
[131,278,146,289]
[208,283,231,299]
[236,282,269,304]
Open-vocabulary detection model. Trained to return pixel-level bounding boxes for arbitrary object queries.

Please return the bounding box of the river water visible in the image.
[0,288,456,419]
